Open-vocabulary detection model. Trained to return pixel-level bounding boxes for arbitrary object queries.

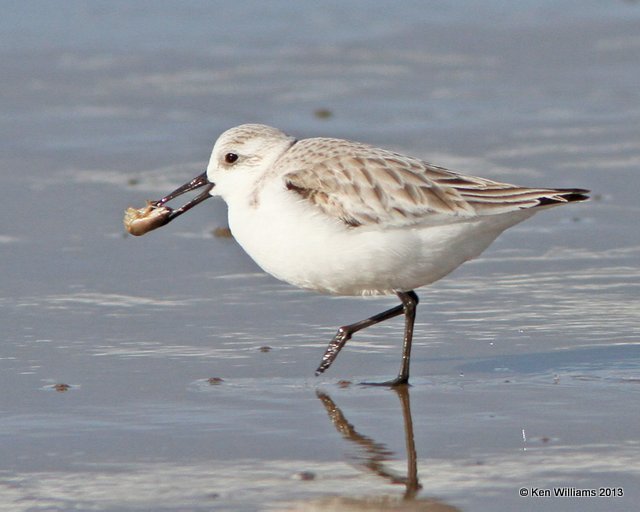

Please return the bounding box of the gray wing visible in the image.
[279,138,588,228]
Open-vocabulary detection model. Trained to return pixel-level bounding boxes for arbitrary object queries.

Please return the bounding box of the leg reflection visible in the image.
[316,386,422,499]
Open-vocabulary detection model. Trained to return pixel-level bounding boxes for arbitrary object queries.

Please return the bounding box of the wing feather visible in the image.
[279,138,588,227]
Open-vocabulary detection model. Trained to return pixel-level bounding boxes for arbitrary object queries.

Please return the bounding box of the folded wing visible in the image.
[281,138,588,228]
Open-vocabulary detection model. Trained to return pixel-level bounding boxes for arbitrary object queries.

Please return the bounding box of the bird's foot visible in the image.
[315,328,351,376]
[360,375,410,387]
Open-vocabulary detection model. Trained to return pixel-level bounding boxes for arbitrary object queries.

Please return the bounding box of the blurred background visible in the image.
[1,1,639,511]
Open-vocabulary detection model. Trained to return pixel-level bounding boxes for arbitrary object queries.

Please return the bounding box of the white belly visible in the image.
[226,183,533,296]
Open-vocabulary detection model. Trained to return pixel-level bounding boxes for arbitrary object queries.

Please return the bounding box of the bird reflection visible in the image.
[313,387,460,511]
[282,386,460,512]
[316,387,420,498]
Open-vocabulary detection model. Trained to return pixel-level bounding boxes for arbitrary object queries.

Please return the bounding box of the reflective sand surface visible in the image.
[1,1,639,510]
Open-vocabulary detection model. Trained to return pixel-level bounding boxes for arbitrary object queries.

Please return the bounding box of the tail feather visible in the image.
[464,187,590,215]
[536,188,590,207]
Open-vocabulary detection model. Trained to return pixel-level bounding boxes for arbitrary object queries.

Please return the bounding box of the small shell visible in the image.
[124,202,172,236]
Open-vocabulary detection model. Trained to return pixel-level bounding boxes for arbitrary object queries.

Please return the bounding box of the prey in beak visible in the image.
[124,172,213,236]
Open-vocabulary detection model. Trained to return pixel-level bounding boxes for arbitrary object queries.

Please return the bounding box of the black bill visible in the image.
[123,172,214,236]
[156,172,214,221]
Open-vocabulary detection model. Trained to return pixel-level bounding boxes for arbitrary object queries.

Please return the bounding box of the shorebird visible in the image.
[125,124,589,385]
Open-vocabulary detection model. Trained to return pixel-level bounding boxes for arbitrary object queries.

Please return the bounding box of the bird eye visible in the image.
[224,152,239,164]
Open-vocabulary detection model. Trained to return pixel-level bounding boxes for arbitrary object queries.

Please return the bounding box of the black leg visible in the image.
[315,290,419,385]
[390,290,419,385]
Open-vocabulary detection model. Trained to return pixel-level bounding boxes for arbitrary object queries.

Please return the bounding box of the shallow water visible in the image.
[1,1,639,510]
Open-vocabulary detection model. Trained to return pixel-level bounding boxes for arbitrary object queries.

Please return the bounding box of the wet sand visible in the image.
[1,1,639,510]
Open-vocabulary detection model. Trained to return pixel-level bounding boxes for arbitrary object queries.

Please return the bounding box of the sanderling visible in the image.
[125,124,589,385]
